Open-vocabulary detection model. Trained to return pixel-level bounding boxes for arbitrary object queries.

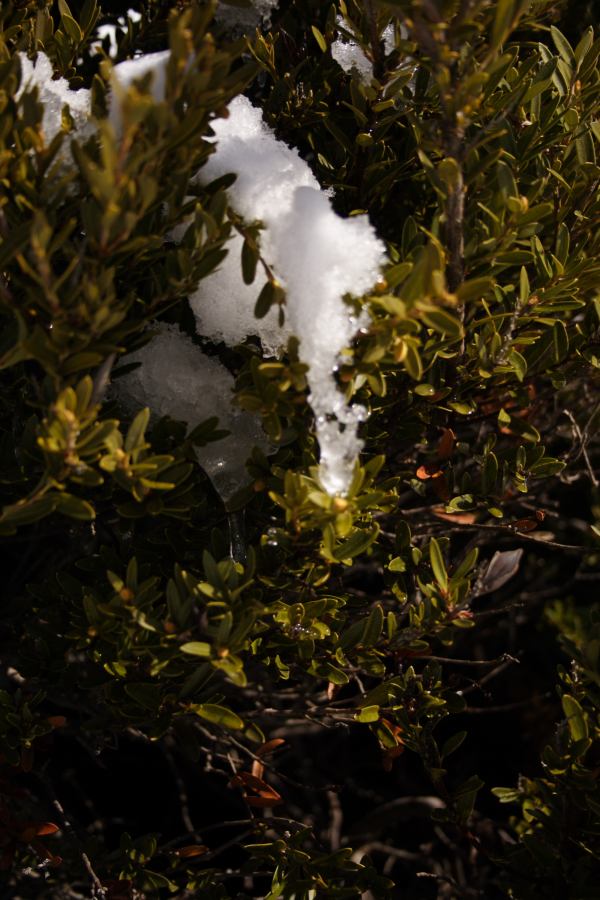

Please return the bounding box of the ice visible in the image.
[115,324,269,502]
[194,95,386,494]
[16,52,92,158]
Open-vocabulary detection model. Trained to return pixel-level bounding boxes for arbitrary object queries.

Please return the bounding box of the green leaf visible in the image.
[311,25,328,52]
[550,26,575,64]
[355,705,380,723]
[180,642,212,658]
[61,13,83,43]
[508,348,527,382]
[519,266,530,305]
[329,526,379,562]
[421,307,462,340]
[429,538,448,592]
[191,703,244,731]
[491,0,515,51]
[441,731,467,759]
[362,604,384,647]
[241,237,259,285]
[55,493,95,520]
[254,280,284,319]
[562,694,588,742]
[456,278,494,303]
[481,452,498,494]
[125,408,150,452]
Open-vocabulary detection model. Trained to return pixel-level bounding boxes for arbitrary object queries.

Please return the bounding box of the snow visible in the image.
[16,52,92,158]
[215,0,279,31]
[331,20,396,82]
[108,49,171,135]
[92,11,142,58]
[25,42,387,497]
[190,229,289,356]
[194,95,386,494]
[274,187,383,494]
[115,325,269,501]
[331,39,373,81]
[94,24,119,58]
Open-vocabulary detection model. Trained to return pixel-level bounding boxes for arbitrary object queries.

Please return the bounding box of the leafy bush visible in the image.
[1,1,599,897]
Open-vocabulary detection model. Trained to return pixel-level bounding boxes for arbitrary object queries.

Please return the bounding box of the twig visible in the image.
[48,794,106,898]
[90,352,117,406]
[162,739,195,835]
[562,408,599,487]
[419,653,518,667]
[327,790,343,851]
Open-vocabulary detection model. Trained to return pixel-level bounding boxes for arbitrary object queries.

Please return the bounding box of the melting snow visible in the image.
[116,325,269,501]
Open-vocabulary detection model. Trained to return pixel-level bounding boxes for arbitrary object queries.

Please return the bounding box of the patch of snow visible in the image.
[108,49,171,135]
[16,52,92,158]
[215,0,279,32]
[94,23,119,58]
[331,20,396,82]
[115,324,269,502]
[190,229,289,356]
[196,95,386,494]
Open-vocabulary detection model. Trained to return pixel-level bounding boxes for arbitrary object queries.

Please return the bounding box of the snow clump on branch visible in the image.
[110,54,386,497]
[196,95,386,495]
[117,325,269,502]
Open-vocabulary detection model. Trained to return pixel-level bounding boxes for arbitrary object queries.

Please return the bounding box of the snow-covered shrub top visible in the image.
[17,46,386,500]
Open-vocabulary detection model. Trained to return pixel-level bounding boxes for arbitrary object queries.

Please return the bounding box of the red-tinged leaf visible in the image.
[513,517,539,533]
[432,507,477,525]
[103,880,135,900]
[229,770,283,806]
[416,464,443,481]
[431,474,450,501]
[48,855,63,868]
[175,845,209,858]
[20,748,33,772]
[437,428,456,460]
[0,847,15,870]
[382,745,405,772]
[245,794,283,808]
[380,718,404,742]
[535,509,546,522]
[256,738,285,757]
[18,826,38,843]
[36,822,60,836]
[46,716,67,729]
[251,759,265,780]
[236,772,271,792]
[228,775,245,789]
[31,839,53,860]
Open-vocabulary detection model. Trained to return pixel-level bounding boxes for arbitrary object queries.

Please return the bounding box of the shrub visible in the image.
[1,1,599,897]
